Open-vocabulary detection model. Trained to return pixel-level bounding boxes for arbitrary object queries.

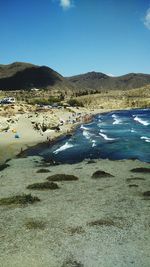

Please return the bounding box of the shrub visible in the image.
[25,219,46,230]
[67,99,84,107]
[27,181,59,190]
[29,96,61,105]
[47,174,79,182]
[0,194,40,206]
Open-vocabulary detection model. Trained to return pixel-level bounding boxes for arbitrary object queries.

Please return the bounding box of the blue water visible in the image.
[28,109,150,163]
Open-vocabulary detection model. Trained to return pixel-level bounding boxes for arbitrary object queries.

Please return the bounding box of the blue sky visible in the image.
[0,0,150,76]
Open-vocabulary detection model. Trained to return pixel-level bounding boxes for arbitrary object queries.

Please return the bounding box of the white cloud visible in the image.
[60,0,72,9]
[144,8,150,30]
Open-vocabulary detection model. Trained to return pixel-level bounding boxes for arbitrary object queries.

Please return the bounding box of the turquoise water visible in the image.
[28,109,150,163]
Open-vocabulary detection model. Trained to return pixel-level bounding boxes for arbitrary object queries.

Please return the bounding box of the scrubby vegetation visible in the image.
[128,184,138,187]
[92,170,114,179]
[0,163,9,171]
[65,226,85,236]
[143,191,150,197]
[25,219,46,230]
[87,218,123,228]
[61,259,84,267]
[28,96,62,105]
[27,181,59,190]
[126,177,145,182]
[131,167,150,173]
[0,194,40,206]
[36,169,51,173]
[47,174,79,182]
[1,83,150,110]
[67,98,84,107]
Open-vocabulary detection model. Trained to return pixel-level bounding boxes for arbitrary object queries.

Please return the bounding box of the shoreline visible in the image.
[1,106,148,165]
[15,107,150,165]
[0,106,110,164]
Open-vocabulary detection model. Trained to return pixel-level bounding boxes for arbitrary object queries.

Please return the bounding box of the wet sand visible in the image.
[0,156,150,267]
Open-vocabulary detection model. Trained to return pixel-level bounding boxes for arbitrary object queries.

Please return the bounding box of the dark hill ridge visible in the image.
[0,62,36,79]
[0,62,150,92]
[0,62,71,91]
[67,71,150,92]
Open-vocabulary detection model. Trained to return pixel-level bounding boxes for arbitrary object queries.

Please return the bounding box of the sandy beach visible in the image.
[0,104,105,164]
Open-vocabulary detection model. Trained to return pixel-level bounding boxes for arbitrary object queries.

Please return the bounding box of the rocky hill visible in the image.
[68,72,150,93]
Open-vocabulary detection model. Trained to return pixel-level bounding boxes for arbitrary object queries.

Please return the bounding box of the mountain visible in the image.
[67,71,150,93]
[0,63,150,94]
[0,62,72,92]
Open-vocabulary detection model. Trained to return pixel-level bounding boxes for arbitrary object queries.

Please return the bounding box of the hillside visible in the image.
[68,72,150,93]
[0,62,73,93]
[0,63,150,96]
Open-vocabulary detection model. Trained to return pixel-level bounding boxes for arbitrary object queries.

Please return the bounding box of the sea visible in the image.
[27,108,150,164]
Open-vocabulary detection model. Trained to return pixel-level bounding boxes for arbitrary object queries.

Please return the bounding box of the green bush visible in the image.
[67,99,84,107]
[29,96,61,105]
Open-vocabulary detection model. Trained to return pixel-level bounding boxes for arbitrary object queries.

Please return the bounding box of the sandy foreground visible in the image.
[0,156,150,267]
[0,105,150,267]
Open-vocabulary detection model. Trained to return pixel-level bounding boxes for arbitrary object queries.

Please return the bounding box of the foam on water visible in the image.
[112,114,122,125]
[99,129,106,133]
[80,125,90,130]
[133,116,149,126]
[140,136,150,143]
[99,132,115,141]
[92,140,96,147]
[82,130,92,140]
[53,142,74,154]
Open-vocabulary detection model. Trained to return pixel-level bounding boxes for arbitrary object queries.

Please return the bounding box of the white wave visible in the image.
[133,116,149,126]
[83,130,92,140]
[92,140,96,147]
[140,136,150,143]
[112,114,117,118]
[113,119,122,125]
[98,115,102,119]
[80,125,89,130]
[100,130,106,134]
[112,114,122,125]
[53,142,74,154]
[99,133,115,141]
[131,128,136,133]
